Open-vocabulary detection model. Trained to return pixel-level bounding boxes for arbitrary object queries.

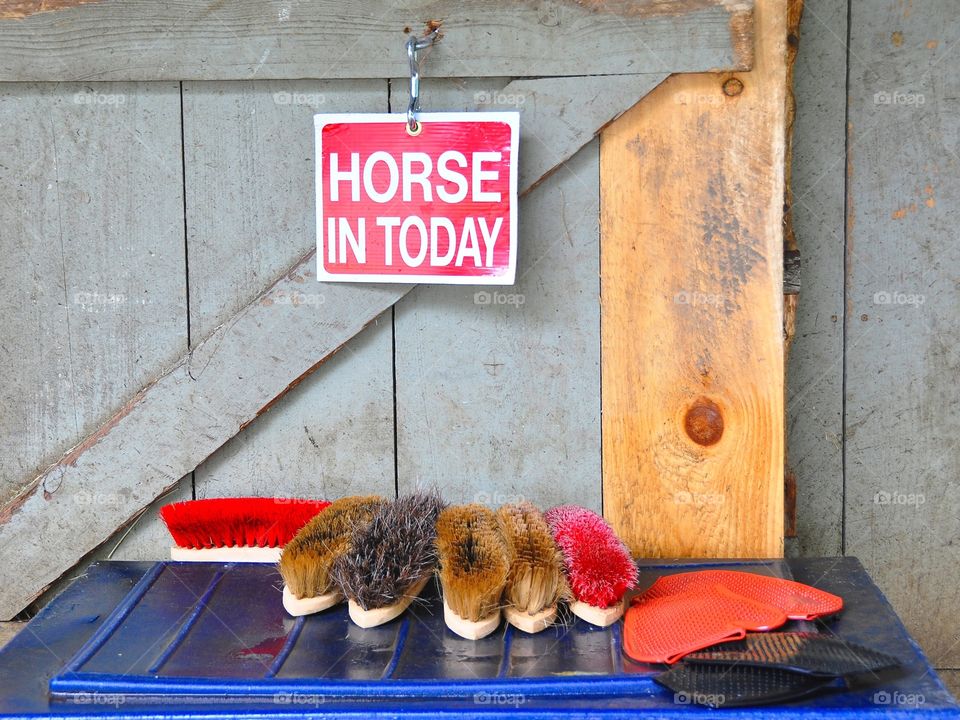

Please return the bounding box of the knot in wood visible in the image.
[684,398,724,446]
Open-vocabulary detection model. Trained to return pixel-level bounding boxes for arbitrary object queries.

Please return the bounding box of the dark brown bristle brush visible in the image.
[497,502,568,633]
[332,491,446,628]
[278,495,387,616]
[436,503,510,640]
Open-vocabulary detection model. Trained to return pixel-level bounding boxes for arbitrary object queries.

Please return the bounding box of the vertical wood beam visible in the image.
[601,0,787,557]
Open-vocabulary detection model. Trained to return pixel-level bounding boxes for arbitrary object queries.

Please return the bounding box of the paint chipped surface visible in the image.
[0,0,100,20]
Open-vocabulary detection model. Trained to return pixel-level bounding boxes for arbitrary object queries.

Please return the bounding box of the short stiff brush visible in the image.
[544,505,638,627]
[160,497,330,563]
[497,502,568,633]
[436,504,510,640]
[332,491,446,628]
[278,495,387,616]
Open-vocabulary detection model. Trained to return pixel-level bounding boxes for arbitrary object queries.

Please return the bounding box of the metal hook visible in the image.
[406,28,439,135]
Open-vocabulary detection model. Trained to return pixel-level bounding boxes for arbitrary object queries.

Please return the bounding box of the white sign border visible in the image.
[314,112,519,286]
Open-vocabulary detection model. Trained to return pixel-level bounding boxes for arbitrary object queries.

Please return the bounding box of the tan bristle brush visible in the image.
[278,495,387,616]
[496,502,568,633]
[332,491,445,628]
[436,504,510,640]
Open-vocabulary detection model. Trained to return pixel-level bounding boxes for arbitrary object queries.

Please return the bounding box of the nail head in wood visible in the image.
[723,77,745,96]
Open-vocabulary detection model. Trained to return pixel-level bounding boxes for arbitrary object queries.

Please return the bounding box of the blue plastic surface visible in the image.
[0,558,955,718]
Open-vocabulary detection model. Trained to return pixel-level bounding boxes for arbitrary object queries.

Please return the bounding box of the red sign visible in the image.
[315,113,518,284]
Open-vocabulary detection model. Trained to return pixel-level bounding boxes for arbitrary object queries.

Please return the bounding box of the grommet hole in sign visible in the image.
[313,28,519,285]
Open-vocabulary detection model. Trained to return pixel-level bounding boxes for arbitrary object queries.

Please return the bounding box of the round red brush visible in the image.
[544,505,638,626]
[160,497,330,562]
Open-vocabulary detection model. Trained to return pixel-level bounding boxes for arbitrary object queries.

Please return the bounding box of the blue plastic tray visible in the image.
[0,558,955,718]
[50,560,648,699]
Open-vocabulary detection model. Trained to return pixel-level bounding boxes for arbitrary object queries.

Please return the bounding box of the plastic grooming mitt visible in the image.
[436,504,510,640]
[497,502,568,633]
[544,505,638,626]
[684,632,900,677]
[332,491,446,628]
[640,570,843,621]
[623,584,788,664]
[160,497,330,562]
[278,495,387,616]
[655,662,839,708]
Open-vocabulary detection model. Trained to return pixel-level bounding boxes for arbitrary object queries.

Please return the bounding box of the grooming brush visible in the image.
[160,497,330,562]
[496,502,567,633]
[278,495,387,616]
[436,504,510,640]
[544,505,638,626]
[332,491,445,628]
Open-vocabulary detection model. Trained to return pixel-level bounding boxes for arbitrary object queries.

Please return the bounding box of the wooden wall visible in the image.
[0,0,957,692]
[788,0,960,691]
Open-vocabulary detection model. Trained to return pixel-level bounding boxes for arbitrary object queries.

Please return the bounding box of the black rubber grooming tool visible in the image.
[655,661,841,708]
[684,632,900,677]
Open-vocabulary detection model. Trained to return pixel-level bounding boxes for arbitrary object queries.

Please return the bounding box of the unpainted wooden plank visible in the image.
[0,622,23,651]
[0,82,186,507]
[396,82,601,509]
[845,0,960,669]
[784,0,848,557]
[0,0,753,82]
[0,73,645,617]
[183,80,395,504]
[600,0,786,557]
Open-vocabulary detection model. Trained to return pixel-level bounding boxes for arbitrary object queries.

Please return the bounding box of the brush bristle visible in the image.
[436,504,509,622]
[279,495,386,599]
[159,497,330,549]
[544,505,638,609]
[497,502,567,615]
[331,491,446,611]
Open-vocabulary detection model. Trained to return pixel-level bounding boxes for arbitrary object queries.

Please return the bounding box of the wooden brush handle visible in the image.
[442,599,501,640]
[570,598,624,627]
[504,605,558,634]
[170,545,282,563]
[347,575,430,628]
[282,585,342,616]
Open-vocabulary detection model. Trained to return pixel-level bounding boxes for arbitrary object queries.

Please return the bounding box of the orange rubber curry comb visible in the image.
[623,584,788,664]
[640,570,843,621]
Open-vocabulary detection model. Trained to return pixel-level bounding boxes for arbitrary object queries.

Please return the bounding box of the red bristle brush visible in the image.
[544,505,638,626]
[160,497,330,563]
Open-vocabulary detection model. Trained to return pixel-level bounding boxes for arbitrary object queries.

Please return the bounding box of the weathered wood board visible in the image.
[0,82,187,508]
[600,0,786,558]
[181,80,396,505]
[0,71,663,617]
[0,623,22,652]
[0,275,408,618]
[844,0,960,670]
[785,0,847,557]
[395,79,603,510]
[100,478,192,562]
[0,0,753,82]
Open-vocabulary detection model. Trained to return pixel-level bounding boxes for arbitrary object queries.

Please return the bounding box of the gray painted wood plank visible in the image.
[0,276,408,619]
[845,0,960,668]
[0,82,187,508]
[0,0,753,82]
[785,0,848,557]
[939,670,960,702]
[396,79,600,510]
[0,73,644,617]
[182,80,395,503]
[99,477,192,561]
